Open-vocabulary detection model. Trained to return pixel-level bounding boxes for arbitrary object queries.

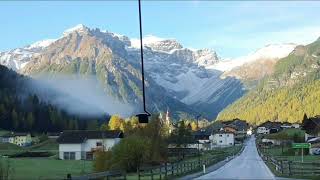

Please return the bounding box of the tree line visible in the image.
[94,114,203,172]
[0,65,105,132]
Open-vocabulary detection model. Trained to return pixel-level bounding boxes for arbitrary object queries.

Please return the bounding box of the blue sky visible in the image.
[1,1,320,58]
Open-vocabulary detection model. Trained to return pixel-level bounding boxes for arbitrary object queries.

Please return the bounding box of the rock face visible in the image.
[0,24,298,119]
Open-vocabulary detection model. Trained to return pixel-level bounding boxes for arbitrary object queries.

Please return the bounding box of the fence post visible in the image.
[165,163,168,179]
[138,167,141,180]
[151,168,154,180]
[288,161,291,176]
[280,160,283,174]
[171,164,174,176]
[123,171,127,180]
[159,166,162,180]
[66,174,72,180]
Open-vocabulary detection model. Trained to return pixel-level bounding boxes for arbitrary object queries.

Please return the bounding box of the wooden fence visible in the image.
[257,146,320,177]
[59,146,244,180]
[66,170,126,180]
[138,146,245,180]
[138,157,224,180]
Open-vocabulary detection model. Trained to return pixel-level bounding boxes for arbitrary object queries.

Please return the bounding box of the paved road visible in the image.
[197,136,275,180]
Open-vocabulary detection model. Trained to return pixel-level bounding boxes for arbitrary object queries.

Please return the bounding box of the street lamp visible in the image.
[135,0,151,123]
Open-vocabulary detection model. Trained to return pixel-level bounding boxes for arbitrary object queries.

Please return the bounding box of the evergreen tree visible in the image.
[26,112,34,130]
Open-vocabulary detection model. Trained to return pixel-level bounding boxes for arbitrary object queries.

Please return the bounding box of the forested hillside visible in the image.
[0,65,104,132]
[217,38,320,125]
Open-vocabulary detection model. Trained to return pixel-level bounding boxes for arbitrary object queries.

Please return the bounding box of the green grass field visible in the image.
[258,131,320,180]
[7,158,92,180]
[27,139,58,152]
[0,143,25,156]
[265,128,305,140]
[0,139,59,156]
[0,138,94,180]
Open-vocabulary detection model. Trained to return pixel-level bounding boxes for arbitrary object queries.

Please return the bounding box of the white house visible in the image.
[257,127,270,134]
[0,132,32,147]
[210,131,234,148]
[57,130,123,160]
[246,127,253,136]
[291,124,300,129]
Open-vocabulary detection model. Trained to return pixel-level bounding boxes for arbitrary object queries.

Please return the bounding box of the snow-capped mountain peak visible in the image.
[63,24,89,36]
[25,39,57,50]
[209,43,297,72]
[130,35,183,52]
[252,43,297,59]
[194,48,219,67]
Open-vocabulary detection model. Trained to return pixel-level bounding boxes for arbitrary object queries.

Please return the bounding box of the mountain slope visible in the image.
[0,64,103,132]
[217,38,320,125]
[0,24,299,120]
[19,25,201,118]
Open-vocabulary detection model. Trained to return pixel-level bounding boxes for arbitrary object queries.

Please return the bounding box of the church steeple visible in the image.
[165,108,170,126]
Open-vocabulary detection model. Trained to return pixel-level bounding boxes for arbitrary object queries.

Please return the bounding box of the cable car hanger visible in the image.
[136,0,151,123]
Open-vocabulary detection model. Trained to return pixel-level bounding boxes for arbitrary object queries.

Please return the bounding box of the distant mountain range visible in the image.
[0,24,299,120]
[218,38,320,124]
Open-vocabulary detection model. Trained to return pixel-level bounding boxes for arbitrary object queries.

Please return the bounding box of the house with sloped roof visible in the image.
[210,129,235,148]
[56,130,123,160]
[0,132,32,147]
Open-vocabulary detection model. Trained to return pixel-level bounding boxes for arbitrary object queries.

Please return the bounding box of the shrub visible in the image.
[111,136,151,172]
[93,151,113,172]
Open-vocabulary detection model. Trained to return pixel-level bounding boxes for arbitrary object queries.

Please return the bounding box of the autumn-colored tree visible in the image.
[108,115,125,131]
[190,121,198,131]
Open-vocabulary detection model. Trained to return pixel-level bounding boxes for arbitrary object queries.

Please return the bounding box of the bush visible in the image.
[93,151,113,172]
[111,136,151,172]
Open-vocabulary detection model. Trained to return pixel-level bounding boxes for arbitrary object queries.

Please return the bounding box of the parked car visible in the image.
[313,148,320,155]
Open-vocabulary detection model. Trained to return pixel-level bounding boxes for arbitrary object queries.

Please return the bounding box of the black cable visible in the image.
[138,0,148,114]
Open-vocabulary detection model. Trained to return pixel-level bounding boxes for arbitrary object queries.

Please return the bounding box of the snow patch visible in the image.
[130,35,174,48]
[208,43,297,72]
[26,39,57,49]
[63,24,88,36]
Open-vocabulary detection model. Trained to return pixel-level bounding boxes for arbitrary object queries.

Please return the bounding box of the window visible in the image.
[96,142,102,146]
[86,152,93,160]
[219,134,222,137]
[219,140,222,143]
[63,152,69,160]
[70,152,75,160]
[227,134,229,137]
[64,152,76,160]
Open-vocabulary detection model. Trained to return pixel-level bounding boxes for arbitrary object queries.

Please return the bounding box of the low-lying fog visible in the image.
[28,74,134,117]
